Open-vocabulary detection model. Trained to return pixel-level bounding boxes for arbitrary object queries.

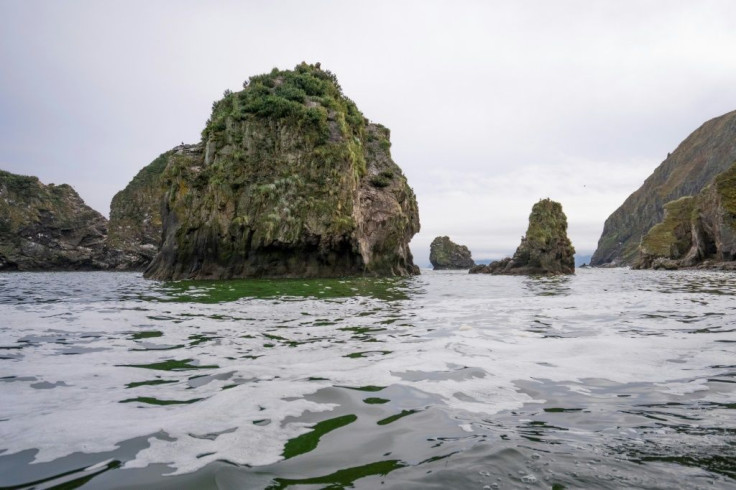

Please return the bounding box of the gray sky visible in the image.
[2,1,736,264]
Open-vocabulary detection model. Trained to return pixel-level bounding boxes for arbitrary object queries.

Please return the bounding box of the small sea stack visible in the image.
[470,198,575,275]
[429,236,475,269]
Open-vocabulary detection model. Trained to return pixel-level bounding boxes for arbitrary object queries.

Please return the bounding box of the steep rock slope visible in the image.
[470,199,575,275]
[0,170,111,270]
[144,63,420,280]
[107,150,172,269]
[635,162,736,269]
[592,110,736,266]
[429,236,475,269]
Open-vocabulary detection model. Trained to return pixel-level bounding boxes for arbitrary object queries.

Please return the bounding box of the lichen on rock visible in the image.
[0,170,112,270]
[470,198,575,275]
[144,63,420,280]
[592,109,736,266]
[107,149,174,269]
[429,236,475,269]
[634,161,736,269]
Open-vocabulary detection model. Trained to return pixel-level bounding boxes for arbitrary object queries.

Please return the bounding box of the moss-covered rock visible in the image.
[144,63,420,280]
[0,170,113,270]
[634,162,736,269]
[592,110,736,266]
[634,196,696,268]
[470,199,575,275]
[107,144,193,270]
[107,150,173,269]
[429,236,475,269]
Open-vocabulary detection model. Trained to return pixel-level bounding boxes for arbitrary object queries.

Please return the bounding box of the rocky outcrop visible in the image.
[107,150,171,269]
[144,63,420,280]
[470,199,575,275]
[592,110,736,266]
[429,236,475,269]
[634,162,736,269]
[0,170,114,270]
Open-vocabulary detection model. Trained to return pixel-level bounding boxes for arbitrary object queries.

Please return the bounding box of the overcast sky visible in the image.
[2,1,736,264]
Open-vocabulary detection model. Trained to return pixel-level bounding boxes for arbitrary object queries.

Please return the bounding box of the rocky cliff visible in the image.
[429,236,475,269]
[0,170,113,270]
[592,110,736,266]
[107,150,170,269]
[634,162,736,269]
[144,63,420,280]
[470,199,575,275]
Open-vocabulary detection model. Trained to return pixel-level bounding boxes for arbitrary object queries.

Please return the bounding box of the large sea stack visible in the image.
[144,63,420,280]
[429,236,475,269]
[470,199,575,275]
[634,162,736,269]
[592,110,736,266]
[0,170,111,270]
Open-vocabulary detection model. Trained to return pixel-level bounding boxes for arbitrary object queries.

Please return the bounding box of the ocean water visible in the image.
[0,268,734,489]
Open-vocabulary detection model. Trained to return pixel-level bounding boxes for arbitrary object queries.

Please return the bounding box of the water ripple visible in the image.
[0,268,734,488]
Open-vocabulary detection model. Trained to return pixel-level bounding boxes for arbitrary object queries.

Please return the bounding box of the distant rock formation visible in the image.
[592,109,736,266]
[0,170,113,270]
[470,199,575,275]
[107,150,171,269]
[634,162,736,270]
[144,63,420,280]
[429,236,475,269]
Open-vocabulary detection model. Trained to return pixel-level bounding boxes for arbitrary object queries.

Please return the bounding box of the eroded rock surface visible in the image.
[107,149,177,269]
[0,170,113,270]
[429,236,474,269]
[592,110,736,266]
[144,63,420,280]
[634,162,736,270]
[470,199,575,275]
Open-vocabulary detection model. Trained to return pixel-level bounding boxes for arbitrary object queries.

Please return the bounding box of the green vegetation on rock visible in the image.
[0,167,165,271]
[0,170,112,270]
[470,198,575,275]
[144,63,420,280]
[637,196,695,265]
[107,150,172,269]
[592,109,736,266]
[634,161,736,269]
[429,236,475,269]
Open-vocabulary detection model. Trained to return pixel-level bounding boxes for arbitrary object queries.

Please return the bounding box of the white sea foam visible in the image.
[1,268,734,478]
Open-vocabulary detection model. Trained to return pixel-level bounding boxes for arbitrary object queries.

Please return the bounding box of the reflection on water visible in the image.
[522,274,572,296]
[159,276,415,303]
[0,268,735,489]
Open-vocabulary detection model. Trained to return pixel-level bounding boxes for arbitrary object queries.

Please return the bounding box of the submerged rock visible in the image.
[0,170,113,270]
[144,63,420,280]
[470,199,575,275]
[429,236,475,269]
[592,109,736,266]
[634,162,736,269]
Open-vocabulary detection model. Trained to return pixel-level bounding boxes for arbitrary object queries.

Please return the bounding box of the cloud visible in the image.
[1,0,736,262]
[407,152,658,263]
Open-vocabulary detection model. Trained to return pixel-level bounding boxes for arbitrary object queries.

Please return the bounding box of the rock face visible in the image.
[592,110,736,266]
[107,150,170,269]
[634,162,736,269]
[470,199,575,275]
[429,236,475,269]
[0,170,112,270]
[144,63,420,280]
